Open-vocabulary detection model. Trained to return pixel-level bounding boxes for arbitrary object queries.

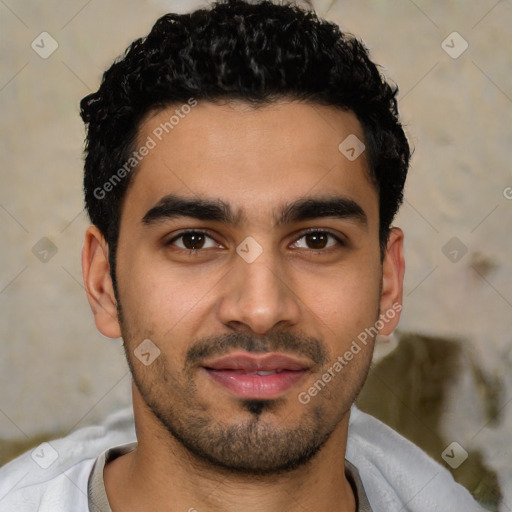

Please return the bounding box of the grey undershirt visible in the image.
[87,442,373,512]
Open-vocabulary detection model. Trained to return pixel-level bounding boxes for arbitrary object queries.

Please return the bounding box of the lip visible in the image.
[202,352,312,399]
[203,352,312,372]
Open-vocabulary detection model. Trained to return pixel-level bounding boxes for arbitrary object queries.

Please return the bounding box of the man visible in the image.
[0,1,486,510]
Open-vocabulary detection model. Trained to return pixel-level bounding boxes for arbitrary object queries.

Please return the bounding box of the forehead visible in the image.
[122,100,378,227]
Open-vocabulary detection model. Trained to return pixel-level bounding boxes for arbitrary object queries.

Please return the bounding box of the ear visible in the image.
[82,225,122,339]
[378,227,405,335]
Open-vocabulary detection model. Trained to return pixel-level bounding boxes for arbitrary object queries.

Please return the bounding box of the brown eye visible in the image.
[292,231,340,250]
[169,231,217,250]
[304,232,329,249]
[181,232,205,249]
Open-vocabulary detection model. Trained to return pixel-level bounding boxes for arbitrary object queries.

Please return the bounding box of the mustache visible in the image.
[185,331,328,368]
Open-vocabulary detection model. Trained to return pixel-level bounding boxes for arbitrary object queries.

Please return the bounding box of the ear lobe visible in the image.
[82,225,122,339]
[379,227,405,335]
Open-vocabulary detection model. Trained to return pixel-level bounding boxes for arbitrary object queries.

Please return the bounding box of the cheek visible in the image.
[117,248,222,342]
[297,259,382,336]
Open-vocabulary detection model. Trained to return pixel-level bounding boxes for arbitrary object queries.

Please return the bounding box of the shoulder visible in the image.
[0,406,135,512]
[0,456,94,512]
[346,406,488,512]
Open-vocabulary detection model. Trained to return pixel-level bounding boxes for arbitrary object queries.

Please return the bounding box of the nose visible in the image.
[217,247,301,335]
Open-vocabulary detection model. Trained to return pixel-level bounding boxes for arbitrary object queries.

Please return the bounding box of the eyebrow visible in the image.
[142,194,367,228]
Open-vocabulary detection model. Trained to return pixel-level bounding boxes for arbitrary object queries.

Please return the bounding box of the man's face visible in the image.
[102,100,401,473]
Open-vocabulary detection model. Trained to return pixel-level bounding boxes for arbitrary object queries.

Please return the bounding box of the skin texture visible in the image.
[82,100,405,512]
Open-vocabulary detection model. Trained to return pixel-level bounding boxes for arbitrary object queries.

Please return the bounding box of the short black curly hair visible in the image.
[80,0,410,292]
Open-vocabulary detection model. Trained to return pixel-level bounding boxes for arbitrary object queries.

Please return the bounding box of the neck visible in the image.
[104,387,356,512]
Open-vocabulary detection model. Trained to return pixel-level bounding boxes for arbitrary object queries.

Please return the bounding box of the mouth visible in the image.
[201,352,312,400]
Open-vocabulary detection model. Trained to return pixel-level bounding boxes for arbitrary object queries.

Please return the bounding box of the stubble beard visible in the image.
[118,305,371,476]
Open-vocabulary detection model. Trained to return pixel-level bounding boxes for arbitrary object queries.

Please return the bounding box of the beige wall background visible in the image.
[1,0,511,509]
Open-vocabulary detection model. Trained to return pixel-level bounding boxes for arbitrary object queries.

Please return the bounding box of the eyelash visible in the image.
[166,229,345,252]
